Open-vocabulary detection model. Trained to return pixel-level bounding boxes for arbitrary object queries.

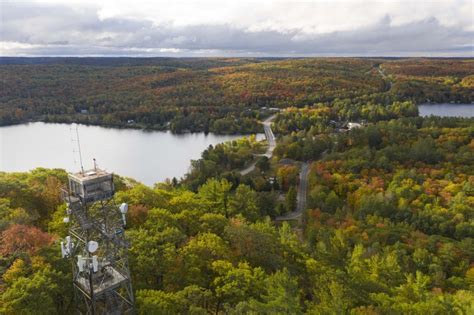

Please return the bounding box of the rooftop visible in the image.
[69,168,112,182]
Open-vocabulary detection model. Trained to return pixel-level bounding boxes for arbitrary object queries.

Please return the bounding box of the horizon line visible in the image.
[1,55,473,59]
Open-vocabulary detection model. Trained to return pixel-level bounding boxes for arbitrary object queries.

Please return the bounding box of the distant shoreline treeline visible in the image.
[1,57,472,133]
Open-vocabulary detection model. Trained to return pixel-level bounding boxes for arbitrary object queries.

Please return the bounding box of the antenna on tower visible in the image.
[69,127,78,169]
[74,124,85,174]
[60,167,135,313]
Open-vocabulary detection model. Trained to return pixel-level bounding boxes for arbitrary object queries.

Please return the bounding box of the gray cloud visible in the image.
[1,2,472,56]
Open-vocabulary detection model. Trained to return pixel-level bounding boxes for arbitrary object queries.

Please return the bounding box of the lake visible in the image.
[0,122,263,186]
[418,103,474,118]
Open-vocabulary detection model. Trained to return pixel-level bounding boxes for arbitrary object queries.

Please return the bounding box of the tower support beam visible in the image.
[61,167,135,315]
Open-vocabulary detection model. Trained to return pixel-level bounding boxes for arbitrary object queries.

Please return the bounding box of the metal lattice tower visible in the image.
[61,166,135,314]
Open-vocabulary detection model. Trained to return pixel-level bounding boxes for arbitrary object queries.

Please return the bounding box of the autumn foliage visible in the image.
[0,224,54,255]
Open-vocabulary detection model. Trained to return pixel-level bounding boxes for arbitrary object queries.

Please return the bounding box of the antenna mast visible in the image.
[75,125,85,173]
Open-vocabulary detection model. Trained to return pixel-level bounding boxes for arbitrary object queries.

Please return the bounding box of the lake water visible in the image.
[418,103,474,118]
[0,122,263,186]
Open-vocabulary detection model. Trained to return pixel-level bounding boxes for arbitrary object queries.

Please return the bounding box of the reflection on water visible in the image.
[0,122,263,185]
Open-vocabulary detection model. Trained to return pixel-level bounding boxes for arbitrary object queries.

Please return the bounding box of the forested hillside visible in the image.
[1,57,473,313]
[1,57,472,133]
[382,59,474,103]
[1,115,473,314]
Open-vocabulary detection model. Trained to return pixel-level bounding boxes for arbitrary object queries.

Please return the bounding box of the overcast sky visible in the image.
[0,0,472,57]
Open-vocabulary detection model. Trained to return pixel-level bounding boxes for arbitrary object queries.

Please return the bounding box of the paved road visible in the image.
[275,162,310,221]
[238,113,311,221]
[262,115,277,157]
[240,114,277,176]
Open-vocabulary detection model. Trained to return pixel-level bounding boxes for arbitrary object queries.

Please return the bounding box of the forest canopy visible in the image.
[1,57,473,314]
[1,115,473,314]
[1,57,472,133]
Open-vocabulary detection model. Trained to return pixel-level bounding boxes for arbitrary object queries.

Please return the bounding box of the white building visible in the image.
[347,122,362,130]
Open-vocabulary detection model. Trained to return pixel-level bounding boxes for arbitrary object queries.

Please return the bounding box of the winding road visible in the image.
[262,115,277,157]
[273,66,388,222]
[239,114,277,176]
[275,162,310,221]
[238,112,311,222]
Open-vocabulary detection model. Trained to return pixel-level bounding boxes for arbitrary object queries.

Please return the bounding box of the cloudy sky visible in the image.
[0,0,472,57]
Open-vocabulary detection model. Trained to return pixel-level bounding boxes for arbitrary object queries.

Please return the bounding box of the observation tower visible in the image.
[60,162,135,314]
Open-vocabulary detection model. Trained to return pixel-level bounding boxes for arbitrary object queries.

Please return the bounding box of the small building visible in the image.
[67,168,114,204]
[347,122,362,130]
[80,109,88,114]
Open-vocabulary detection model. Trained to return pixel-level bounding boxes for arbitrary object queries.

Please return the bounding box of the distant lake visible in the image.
[0,122,263,186]
[418,103,474,118]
